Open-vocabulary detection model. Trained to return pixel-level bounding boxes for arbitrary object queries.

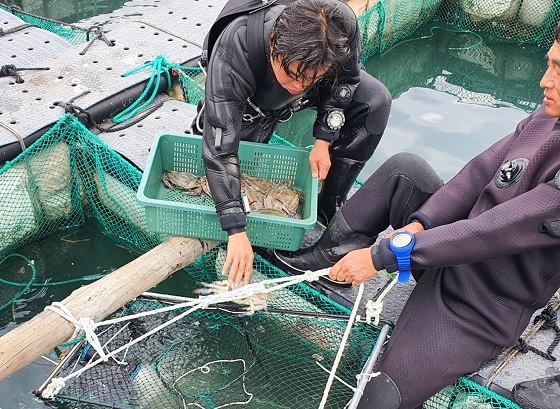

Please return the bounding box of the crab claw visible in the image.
[193,280,231,296]
[192,287,213,296]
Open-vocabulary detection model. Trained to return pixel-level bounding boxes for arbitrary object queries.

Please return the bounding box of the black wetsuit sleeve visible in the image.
[313,0,362,142]
[409,181,560,269]
[405,110,560,270]
[202,18,254,234]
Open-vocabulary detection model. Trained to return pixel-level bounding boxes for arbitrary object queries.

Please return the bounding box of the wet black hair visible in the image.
[270,0,352,83]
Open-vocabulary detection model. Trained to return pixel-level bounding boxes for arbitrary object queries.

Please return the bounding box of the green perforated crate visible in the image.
[137,132,318,251]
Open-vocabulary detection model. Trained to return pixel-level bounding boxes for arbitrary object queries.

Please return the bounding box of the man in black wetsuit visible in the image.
[196,0,391,288]
[274,24,560,409]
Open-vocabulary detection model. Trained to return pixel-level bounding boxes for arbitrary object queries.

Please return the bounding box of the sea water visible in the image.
[0,2,549,407]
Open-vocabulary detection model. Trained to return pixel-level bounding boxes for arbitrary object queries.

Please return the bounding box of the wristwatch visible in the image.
[389,231,416,283]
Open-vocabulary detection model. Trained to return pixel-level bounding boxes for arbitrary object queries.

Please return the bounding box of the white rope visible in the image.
[42,270,331,397]
[97,270,329,328]
[364,276,398,325]
[44,302,108,362]
[173,359,253,409]
[316,361,358,392]
[41,377,66,400]
[356,371,381,382]
[318,282,365,409]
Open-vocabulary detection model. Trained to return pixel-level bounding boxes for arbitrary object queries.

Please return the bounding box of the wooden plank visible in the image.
[0,236,219,382]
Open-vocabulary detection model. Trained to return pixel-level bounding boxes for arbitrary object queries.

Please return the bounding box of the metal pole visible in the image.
[347,323,391,409]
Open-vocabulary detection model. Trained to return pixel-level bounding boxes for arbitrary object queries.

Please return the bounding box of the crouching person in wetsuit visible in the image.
[196,0,391,288]
[274,24,560,409]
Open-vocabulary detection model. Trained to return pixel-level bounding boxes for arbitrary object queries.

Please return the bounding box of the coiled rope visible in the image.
[112,55,181,123]
[0,253,106,312]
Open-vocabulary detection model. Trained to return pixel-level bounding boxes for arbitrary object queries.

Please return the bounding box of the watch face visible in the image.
[392,232,412,248]
[326,110,345,130]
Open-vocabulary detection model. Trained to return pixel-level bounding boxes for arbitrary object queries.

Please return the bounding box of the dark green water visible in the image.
[6,0,128,24]
[278,25,546,182]
[0,1,550,407]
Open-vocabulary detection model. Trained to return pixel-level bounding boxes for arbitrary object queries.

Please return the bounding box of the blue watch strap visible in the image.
[389,231,416,283]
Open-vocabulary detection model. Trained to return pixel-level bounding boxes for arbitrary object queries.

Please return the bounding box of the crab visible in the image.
[262,179,303,219]
[183,173,303,218]
[240,175,302,218]
[241,174,275,212]
[193,279,277,314]
[162,170,203,196]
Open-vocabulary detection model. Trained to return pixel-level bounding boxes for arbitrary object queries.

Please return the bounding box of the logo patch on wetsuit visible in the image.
[333,85,351,103]
[495,158,528,188]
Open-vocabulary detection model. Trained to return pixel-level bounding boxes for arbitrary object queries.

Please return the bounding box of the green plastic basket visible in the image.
[137,132,318,250]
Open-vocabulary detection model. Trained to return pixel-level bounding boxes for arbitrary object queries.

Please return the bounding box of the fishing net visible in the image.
[357,0,444,61]
[41,249,385,409]
[425,377,522,409]
[0,113,524,408]
[0,3,91,45]
[358,0,560,61]
[434,0,560,48]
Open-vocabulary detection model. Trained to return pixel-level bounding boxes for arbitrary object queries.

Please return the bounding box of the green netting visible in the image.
[0,3,91,45]
[0,113,524,408]
[357,0,444,60]
[49,294,381,409]
[425,377,522,409]
[434,0,560,48]
[357,0,560,60]
[0,114,162,262]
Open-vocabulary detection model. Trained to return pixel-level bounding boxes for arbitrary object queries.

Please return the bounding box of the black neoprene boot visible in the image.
[356,372,401,409]
[317,157,365,225]
[512,375,560,409]
[273,210,376,286]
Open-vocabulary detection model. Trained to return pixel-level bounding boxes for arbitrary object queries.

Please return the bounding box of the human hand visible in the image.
[385,221,425,239]
[328,247,378,286]
[223,231,254,288]
[309,139,331,180]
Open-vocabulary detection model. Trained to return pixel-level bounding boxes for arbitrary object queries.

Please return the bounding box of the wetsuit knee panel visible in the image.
[362,152,443,194]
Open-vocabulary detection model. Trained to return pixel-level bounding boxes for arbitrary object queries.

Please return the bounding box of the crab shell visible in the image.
[162,170,202,196]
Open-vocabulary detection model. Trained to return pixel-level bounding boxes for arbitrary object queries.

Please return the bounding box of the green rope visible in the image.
[0,253,106,312]
[112,55,175,123]
[0,254,36,312]
[380,25,483,57]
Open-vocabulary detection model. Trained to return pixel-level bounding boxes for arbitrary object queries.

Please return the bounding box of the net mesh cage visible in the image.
[2,0,559,406]
[0,3,92,45]
[354,0,560,61]
[0,100,522,409]
[45,276,384,409]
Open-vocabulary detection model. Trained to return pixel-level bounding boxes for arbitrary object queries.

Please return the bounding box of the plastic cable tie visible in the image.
[241,192,251,214]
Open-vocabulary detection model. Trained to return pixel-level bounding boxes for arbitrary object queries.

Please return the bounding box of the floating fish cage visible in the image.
[2,0,560,407]
[0,114,523,409]
[138,133,318,251]
[37,247,385,409]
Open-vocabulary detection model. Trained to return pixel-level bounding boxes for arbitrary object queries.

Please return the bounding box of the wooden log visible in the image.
[0,236,219,382]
